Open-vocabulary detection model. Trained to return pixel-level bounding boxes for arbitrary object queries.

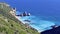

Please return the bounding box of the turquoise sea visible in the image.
[0,0,60,32]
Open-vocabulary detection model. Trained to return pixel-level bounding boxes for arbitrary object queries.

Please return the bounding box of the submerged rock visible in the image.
[24,20,31,22]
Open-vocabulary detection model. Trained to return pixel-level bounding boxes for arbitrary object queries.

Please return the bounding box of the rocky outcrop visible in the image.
[16,12,31,17]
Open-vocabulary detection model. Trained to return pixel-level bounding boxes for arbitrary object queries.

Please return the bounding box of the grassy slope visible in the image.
[0,3,39,34]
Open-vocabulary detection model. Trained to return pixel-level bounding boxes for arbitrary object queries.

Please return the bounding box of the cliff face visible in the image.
[0,2,39,34]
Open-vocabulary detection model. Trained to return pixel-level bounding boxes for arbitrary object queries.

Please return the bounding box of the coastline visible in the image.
[9,10,39,32]
[9,10,55,32]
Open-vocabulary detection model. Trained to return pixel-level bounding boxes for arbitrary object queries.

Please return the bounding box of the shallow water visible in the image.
[16,14,55,32]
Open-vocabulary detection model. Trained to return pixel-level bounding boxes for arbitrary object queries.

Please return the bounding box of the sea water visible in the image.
[0,0,60,32]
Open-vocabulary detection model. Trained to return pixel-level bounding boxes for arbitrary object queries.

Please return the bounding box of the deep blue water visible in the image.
[0,0,60,32]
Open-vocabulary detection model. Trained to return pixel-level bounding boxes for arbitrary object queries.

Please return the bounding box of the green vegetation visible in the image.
[0,2,39,34]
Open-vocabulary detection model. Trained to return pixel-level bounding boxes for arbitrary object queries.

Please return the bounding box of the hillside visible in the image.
[0,2,39,34]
